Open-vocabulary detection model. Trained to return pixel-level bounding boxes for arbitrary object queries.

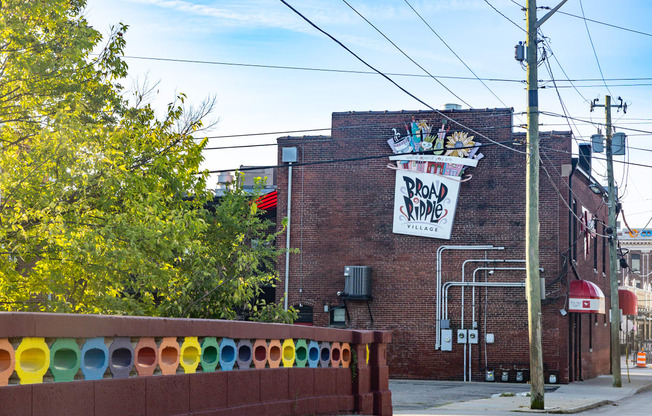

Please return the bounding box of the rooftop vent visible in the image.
[442,103,462,111]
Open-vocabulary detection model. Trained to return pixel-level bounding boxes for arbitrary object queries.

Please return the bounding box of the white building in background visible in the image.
[618,226,652,347]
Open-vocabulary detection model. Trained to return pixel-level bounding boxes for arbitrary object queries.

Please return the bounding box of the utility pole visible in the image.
[524,0,567,409]
[591,95,625,387]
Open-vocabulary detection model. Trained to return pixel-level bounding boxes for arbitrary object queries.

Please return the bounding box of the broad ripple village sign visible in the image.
[387,119,484,240]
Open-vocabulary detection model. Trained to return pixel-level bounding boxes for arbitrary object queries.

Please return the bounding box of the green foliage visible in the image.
[0,0,292,323]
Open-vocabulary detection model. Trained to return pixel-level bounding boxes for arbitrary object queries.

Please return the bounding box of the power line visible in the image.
[202,123,526,150]
[483,0,525,33]
[403,0,511,109]
[540,143,652,170]
[116,54,652,85]
[542,111,652,135]
[540,36,590,104]
[540,38,607,172]
[205,140,519,174]
[118,54,523,83]
[340,0,472,107]
[279,0,523,155]
[199,114,530,141]
[579,0,612,97]
[557,11,652,38]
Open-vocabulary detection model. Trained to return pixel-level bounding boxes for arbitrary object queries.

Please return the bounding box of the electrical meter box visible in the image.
[468,329,479,344]
[457,329,468,344]
[441,329,453,351]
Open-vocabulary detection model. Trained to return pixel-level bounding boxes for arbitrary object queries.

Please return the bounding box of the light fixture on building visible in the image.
[588,182,606,196]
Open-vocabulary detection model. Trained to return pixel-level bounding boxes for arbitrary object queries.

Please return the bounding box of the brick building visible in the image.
[275,108,612,383]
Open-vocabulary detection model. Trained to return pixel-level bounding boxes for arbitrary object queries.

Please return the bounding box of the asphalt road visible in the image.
[390,380,539,412]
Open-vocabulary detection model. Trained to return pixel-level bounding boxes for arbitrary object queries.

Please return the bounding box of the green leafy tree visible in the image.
[0,0,295,323]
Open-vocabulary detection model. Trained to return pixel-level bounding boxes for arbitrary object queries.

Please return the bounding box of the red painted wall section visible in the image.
[275,109,610,383]
[0,313,391,416]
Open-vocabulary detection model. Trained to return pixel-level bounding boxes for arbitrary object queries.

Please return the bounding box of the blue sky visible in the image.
[85,0,652,226]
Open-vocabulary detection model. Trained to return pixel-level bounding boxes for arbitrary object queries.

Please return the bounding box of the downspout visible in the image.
[568,160,577,380]
[284,162,293,311]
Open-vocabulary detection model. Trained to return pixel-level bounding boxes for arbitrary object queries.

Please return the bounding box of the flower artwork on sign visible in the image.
[387,119,484,240]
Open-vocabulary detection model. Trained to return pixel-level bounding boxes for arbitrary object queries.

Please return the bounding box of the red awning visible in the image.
[569,279,605,314]
[619,289,638,316]
[255,190,277,211]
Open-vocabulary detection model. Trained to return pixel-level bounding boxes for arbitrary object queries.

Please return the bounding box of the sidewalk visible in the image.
[391,356,652,415]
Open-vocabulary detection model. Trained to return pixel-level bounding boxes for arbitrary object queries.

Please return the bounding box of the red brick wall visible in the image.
[276,109,610,383]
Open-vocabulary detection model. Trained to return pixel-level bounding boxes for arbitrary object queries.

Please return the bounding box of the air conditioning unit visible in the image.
[342,266,372,301]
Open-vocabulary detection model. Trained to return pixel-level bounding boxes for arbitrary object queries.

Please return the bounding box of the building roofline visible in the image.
[332,108,514,116]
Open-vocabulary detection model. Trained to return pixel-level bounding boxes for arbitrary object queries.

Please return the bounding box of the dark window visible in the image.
[572,200,578,261]
[602,222,606,275]
[631,254,641,273]
[294,305,314,324]
[593,223,598,271]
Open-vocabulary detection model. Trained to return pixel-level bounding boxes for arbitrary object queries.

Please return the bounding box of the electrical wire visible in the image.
[541,111,652,136]
[279,0,524,156]
[557,10,652,38]
[112,54,652,85]
[540,143,652,170]
[402,0,512,110]
[483,0,526,33]
[540,36,590,104]
[340,0,472,108]
[204,139,518,174]
[539,36,607,172]
[117,54,524,83]
[578,0,613,97]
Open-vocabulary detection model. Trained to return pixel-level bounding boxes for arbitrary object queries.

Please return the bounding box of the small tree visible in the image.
[0,0,294,322]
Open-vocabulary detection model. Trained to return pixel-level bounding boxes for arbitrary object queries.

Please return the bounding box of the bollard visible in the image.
[0,338,16,386]
[80,337,109,381]
[108,337,134,379]
[341,343,351,368]
[281,339,296,368]
[158,337,180,375]
[134,337,158,376]
[252,339,268,369]
[219,338,236,371]
[200,337,220,372]
[294,339,308,368]
[236,339,253,370]
[319,341,331,368]
[49,338,81,382]
[15,337,50,384]
[267,339,282,368]
[307,340,319,368]
[180,337,201,374]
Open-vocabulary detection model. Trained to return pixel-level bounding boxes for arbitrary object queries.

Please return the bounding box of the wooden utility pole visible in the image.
[525,0,544,408]
[592,95,624,387]
[525,0,568,409]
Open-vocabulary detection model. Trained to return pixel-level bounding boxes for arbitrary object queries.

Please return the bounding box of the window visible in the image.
[602,223,606,275]
[631,254,641,273]
[294,305,314,325]
[572,200,578,261]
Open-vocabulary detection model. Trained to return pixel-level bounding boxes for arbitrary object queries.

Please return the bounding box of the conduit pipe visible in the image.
[284,161,293,311]
[435,245,503,350]
[443,276,526,382]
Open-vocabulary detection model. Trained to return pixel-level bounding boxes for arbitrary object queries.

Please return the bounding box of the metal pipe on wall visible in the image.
[442,277,527,382]
[435,246,503,350]
[284,162,293,311]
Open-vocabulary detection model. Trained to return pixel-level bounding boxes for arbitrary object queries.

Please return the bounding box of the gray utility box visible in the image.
[342,266,372,300]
